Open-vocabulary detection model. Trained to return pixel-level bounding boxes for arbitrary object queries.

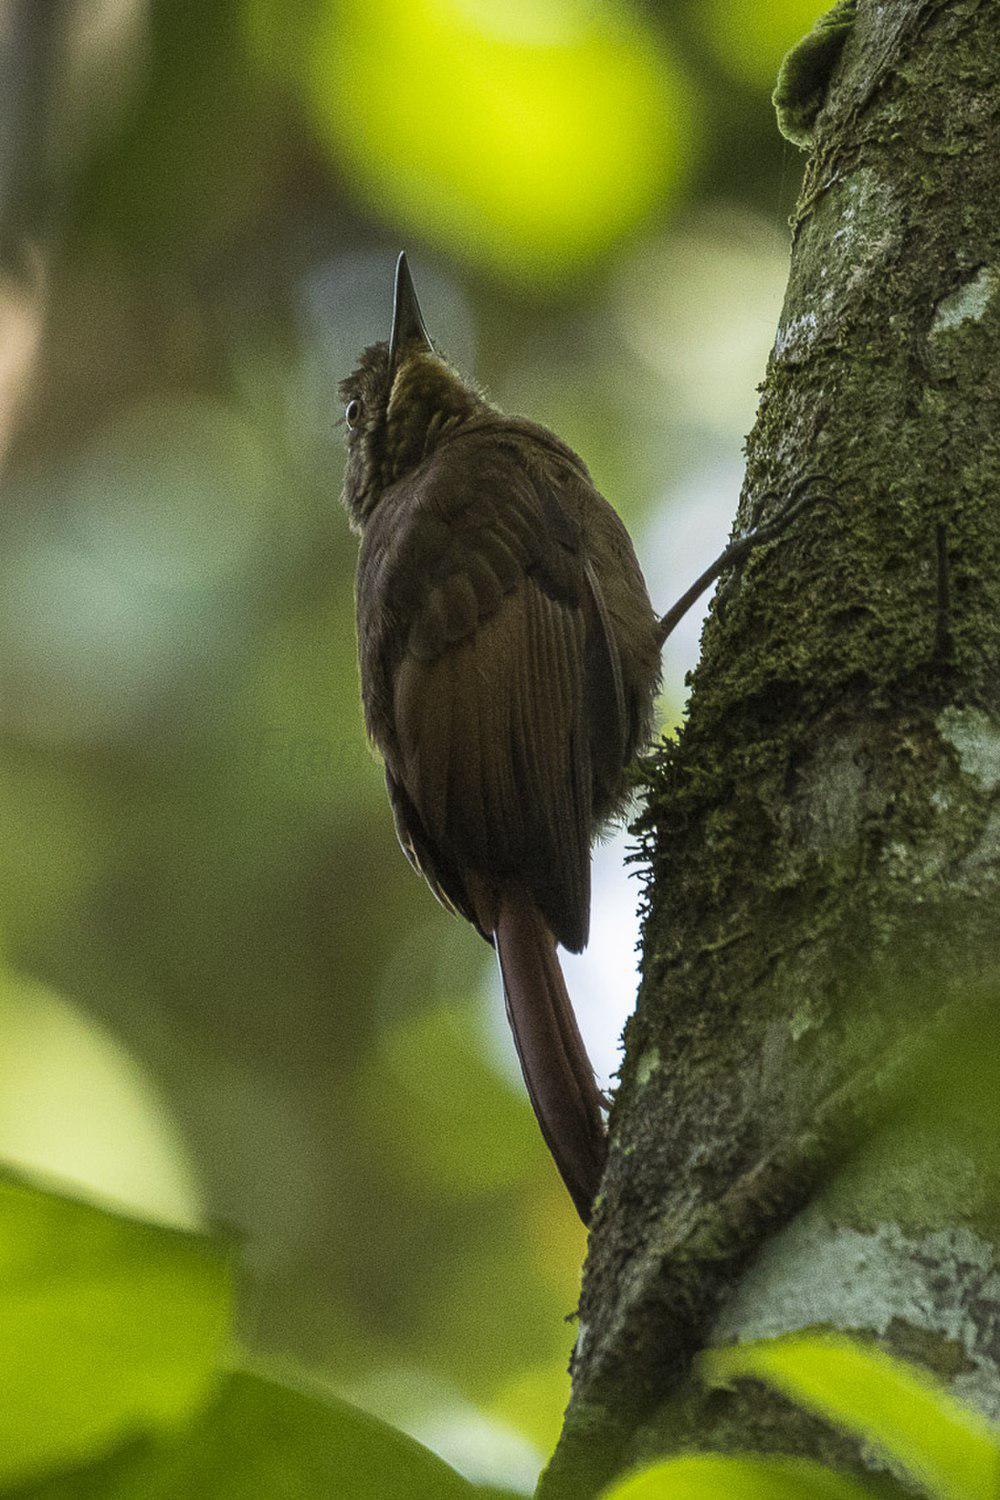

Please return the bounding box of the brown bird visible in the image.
[340,254,817,1222]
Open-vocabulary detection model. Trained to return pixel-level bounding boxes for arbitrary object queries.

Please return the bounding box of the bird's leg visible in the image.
[656,472,830,649]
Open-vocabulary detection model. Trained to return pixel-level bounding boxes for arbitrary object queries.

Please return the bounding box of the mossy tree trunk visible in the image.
[541,1,1000,1493]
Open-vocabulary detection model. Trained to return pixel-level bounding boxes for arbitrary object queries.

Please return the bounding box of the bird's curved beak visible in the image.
[389,252,433,376]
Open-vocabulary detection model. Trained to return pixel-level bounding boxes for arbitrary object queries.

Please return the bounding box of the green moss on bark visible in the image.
[541,1,1000,1494]
[773,0,857,149]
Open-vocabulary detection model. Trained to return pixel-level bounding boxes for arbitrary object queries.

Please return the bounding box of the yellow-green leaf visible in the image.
[19,1369,479,1499]
[0,1170,233,1486]
[703,1334,1000,1500]
[601,1452,876,1499]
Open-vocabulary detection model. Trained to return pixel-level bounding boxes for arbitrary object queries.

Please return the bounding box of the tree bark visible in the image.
[540,1,1000,1493]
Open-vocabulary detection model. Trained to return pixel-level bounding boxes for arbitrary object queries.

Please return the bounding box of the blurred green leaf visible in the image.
[0,759,104,954]
[0,969,203,1231]
[601,1453,875,1499]
[249,0,696,281]
[490,1361,571,1459]
[19,1369,480,1499]
[0,1170,232,1487]
[703,1334,1000,1500]
[363,997,537,1196]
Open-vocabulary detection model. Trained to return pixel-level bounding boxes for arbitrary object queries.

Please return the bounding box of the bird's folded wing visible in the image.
[373,436,623,951]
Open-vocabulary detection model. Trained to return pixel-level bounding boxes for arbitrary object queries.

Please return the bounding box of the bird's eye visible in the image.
[345,399,362,430]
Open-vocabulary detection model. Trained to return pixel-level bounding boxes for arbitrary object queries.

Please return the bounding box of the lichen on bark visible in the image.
[540,1,1000,1494]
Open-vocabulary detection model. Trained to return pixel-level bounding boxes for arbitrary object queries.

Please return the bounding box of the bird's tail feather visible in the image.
[495,888,607,1222]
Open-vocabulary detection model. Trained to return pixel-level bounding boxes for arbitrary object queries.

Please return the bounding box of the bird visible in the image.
[340,253,819,1223]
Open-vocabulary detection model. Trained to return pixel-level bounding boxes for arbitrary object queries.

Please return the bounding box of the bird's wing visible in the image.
[366,433,624,951]
[383,764,478,929]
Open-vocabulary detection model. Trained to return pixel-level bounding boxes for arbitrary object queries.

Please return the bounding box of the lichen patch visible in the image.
[930,266,998,338]
[938,707,1000,791]
[709,1210,997,1366]
[774,311,819,361]
[635,1048,661,1088]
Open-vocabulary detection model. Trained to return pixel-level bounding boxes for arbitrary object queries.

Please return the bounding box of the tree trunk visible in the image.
[540,1,1000,1493]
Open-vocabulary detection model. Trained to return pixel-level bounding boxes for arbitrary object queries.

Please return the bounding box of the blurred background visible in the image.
[0,0,823,1490]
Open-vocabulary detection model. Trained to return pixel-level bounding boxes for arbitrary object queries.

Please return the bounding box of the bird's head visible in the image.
[339,254,484,529]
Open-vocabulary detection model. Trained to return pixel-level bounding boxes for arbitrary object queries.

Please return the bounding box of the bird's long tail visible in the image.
[494,888,607,1223]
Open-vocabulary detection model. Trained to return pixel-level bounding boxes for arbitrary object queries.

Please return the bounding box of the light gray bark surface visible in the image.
[540,1,1000,1493]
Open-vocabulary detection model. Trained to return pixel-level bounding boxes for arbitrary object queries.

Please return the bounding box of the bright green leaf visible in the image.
[0,1170,232,1487]
[19,1368,479,1499]
[703,1334,1000,1500]
[601,1452,877,1499]
[0,969,204,1231]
